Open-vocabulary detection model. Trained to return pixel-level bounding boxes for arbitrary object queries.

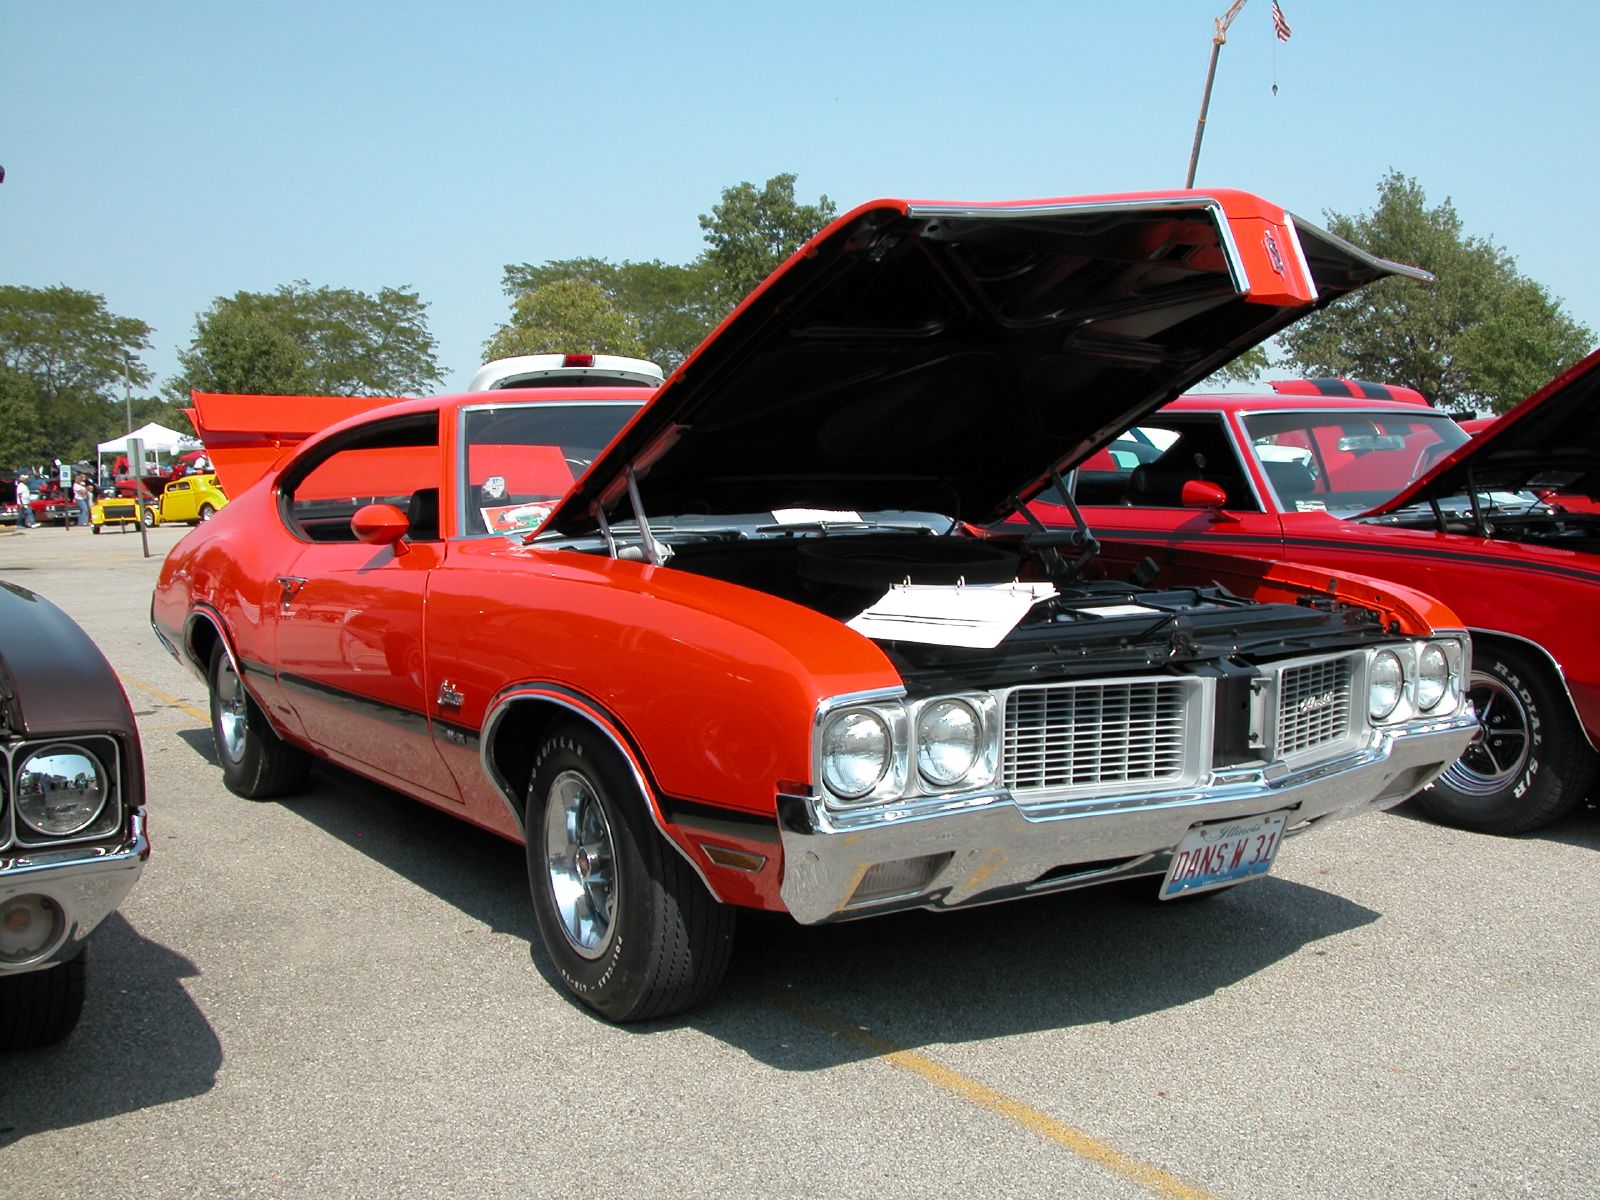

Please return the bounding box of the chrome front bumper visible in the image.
[778,713,1474,925]
[0,808,150,973]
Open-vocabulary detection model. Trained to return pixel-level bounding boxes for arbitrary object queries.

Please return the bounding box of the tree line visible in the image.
[2,170,1591,466]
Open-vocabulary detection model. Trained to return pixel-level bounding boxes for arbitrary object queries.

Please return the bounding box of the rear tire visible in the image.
[0,948,88,1051]
[525,721,735,1022]
[198,503,216,522]
[208,643,310,799]
[1419,642,1596,834]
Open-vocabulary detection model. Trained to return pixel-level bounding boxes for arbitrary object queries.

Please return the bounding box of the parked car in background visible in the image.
[0,480,19,527]
[154,189,1476,1021]
[1,582,150,1049]
[468,353,664,391]
[28,482,74,527]
[141,473,228,527]
[1058,353,1600,833]
[91,492,155,533]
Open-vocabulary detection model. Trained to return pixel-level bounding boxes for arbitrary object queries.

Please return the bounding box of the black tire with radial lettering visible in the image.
[1418,641,1596,834]
[525,720,735,1022]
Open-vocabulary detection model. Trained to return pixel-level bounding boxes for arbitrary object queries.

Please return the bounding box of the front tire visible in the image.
[197,503,216,522]
[208,643,310,799]
[1418,642,1596,834]
[525,721,735,1022]
[141,506,156,528]
[0,948,88,1051]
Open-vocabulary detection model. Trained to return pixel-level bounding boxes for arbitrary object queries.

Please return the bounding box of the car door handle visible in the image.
[276,576,309,610]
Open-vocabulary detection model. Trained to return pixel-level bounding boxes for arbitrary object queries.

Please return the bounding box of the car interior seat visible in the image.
[406,487,440,541]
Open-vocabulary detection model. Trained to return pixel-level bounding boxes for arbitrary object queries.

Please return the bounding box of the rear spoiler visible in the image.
[186,392,406,496]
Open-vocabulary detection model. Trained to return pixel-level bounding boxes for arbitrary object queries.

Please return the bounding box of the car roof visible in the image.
[1164,393,1451,416]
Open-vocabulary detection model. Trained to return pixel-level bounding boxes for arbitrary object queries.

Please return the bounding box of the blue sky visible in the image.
[6,1,1594,395]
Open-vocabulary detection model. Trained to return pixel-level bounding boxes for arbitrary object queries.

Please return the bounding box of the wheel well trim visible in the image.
[181,607,302,746]
[480,687,725,902]
[1465,626,1597,752]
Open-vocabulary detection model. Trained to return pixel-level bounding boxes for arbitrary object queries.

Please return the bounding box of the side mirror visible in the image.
[1180,480,1228,510]
[352,503,411,552]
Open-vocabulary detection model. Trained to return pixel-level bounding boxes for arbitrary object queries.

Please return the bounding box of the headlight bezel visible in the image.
[815,691,999,809]
[6,735,124,848]
[1364,637,1468,727]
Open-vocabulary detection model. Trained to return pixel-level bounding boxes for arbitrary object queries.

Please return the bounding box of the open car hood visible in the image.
[545,189,1427,535]
[1365,347,1600,515]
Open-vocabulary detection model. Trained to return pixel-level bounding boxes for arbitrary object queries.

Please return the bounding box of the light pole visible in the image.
[122,353,133,435]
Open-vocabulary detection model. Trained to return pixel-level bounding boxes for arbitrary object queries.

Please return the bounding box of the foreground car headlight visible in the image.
[821,710,892,799]
[1415,642,1451,711]
[16,745,110,835]
[1368,650,1404,721]
[917,699,980,786]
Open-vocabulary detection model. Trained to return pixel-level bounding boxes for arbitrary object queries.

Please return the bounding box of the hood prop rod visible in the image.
[1014,470,1101,583]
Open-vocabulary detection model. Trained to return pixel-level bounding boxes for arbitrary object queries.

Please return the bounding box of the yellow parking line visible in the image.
[766,989,1218,1200]
[123,674,210,725]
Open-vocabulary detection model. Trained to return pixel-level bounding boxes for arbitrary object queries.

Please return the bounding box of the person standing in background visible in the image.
[72,475,91,526]
[15,475,34,528]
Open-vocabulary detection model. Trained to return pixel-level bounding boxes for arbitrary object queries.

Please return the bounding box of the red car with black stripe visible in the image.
[1060,354,1600,833]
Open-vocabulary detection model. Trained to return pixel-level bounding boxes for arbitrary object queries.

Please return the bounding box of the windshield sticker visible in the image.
[1294,500,1329,512]
[482,502,554,533]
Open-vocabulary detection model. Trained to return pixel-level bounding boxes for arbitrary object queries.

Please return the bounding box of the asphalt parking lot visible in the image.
[2,523,1596,1199]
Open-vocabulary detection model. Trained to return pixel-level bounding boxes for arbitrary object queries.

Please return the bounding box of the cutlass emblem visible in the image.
[437,680,464,709]
[1296,691,1337,714]
[1263,229,1286,275]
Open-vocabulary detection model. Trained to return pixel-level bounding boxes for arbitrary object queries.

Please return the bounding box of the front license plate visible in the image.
[1159,811,1288,900]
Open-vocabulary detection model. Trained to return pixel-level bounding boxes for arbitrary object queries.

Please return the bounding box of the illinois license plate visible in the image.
[1159,811,1288,900]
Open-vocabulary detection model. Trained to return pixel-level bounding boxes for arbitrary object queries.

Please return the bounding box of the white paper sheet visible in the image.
[848,581,1057,648]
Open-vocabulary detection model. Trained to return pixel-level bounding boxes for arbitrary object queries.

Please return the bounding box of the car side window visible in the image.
[459,401,641,536]
[1120,417,1259,511]
[279,412,442,543]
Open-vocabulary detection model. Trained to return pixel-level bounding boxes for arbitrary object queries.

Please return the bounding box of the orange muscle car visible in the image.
[152,190,1476,1021]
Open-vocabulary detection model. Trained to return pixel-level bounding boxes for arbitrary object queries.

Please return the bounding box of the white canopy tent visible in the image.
[96,422,196,478]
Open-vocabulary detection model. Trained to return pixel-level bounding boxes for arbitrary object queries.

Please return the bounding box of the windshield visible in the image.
[459,400,642,536]
[1240,409,1470,514]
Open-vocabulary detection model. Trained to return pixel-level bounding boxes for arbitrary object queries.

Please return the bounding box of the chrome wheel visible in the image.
[1440,672,1531,797]
[542,769,618,960]
[215,655,250,765]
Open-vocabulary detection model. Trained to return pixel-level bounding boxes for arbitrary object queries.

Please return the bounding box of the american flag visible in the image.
[1272,1,1293,42]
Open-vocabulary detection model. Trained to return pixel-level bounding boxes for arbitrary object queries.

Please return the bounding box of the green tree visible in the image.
[496,174,835,372]
[168,281,444,400]
[1278,172,1592,413]
[0,284,153,463]
[484,278,649,361]
[697,173,837,308]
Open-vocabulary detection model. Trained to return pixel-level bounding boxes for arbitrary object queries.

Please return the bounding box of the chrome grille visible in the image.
[1274,656,1354,758]
[1003,679,1194,795]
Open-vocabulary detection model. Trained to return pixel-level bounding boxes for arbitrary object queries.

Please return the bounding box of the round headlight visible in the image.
[917,699,980,787]
[1368,650,1405,721]
[16,746,110,836]
[821,710,891,799]
[1416,643,1451,711]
